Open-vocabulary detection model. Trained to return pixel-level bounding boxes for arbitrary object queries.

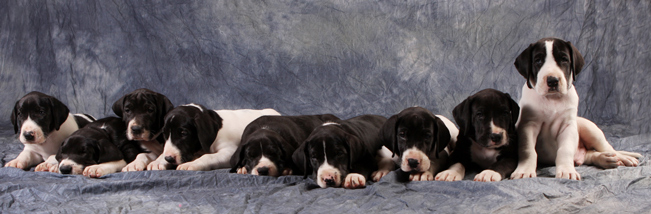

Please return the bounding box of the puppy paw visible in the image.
[343,173,366,189]
[591,152,619,169]
[35,161,57,172]
[5,159,26,170]
[555,165,581,180]
[371,170,390,182]
[615,151,640,167]
[122,161,146,172]
[435,170,462,181]
[146,160,168,171]
[474,170,502,182]
[281,168,292,176]
[510,167,537,179]
[410,171,434,181]
[236,167,248,174]
[177,163,204,171]
[83,165,113,178]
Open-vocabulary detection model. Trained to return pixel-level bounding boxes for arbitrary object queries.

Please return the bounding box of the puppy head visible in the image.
[514,38,585,96]
[230,129,294,177]
[55,132,123,174]
[112,88,173,141]
[453,89,520,148]
[381,107,450,173]
[160,104,222,165]
[298,124,360,188]
[11,91,70,144]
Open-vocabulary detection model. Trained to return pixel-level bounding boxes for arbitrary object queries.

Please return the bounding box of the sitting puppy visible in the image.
[436,89,519,182]
[7,91,95,172]
[229,114,340,177]
[112,88,174,172]
[147,103,281,171]
[380,107,459,181]
[511,37,641,180]
[56,117,143,178]
[293,115,393,189]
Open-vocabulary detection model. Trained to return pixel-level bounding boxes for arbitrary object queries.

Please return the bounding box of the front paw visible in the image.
[474,170,502,182]
[35,161,58,172]
[147,160,168,171]
[371,169,390,182]
[5,159,27,170]
[410,171,434,181]
[83,165,113,178]
[177,162,204,171]
[281,168,292,176]
[555,165,581,180]
[122,161,146,172]
[435,170,462,181]
[510,167,537,179]
[615,151,640,167]
[236,167,248,174]
[343,173,366,189]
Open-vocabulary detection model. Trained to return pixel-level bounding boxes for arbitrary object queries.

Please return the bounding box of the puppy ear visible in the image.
[11,100,19,134]
[380,114,399,158]
[229,143,247,173]
[433,117,451,159]
[452,97,472,138]
[294,141,311,178]
[505,93,521,131]
[48,96,70,131]
[273,134,296,165]
[566,41,585,82]
[194,110,222,153]
[96,139,124,163]
[111,93,127,118]
[155,94,174,131]
[514,43,535,89]
[344,134,364,171]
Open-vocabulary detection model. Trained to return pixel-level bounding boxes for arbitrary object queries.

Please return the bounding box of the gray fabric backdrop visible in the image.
[0,0,649,213]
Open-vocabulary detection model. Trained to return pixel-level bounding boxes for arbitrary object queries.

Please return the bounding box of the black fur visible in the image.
[112,88,174,142]
[161,104,222,164]
[514,37,585,89]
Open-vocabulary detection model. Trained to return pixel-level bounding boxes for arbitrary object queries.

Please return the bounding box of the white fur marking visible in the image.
[183,103,204,112]
[322,122,339,126]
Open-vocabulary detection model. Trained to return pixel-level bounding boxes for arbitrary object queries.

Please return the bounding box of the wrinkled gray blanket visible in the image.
[1,0,650,213]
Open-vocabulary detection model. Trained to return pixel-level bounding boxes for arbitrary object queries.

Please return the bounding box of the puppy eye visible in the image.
[180,130,188,137]
[147,108,155,113]
[124,108,131,113]
[398,131,406,138]
[559,56,570,63]
[534,58,544,67]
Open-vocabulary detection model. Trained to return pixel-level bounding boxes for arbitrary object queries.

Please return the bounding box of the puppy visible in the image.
[112,88,174,172]
[56,117,143,178]
[229,114,340,177]
[7,91,95,172]
[380,107,459,181]
[511,37,641,180]
[147,103,281,171]
[435,89,519,182]
[293,115,392,189]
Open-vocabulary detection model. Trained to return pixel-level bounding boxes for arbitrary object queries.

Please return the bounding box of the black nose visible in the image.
[131,126,143,134]
[60,165,72,174]
[257,167,269,175]
[407,158,419,169]
[547,76,559,88]
[164,156,176,164]
[489,133,503,143]
[23,131,35,141]
[324,178,336,187]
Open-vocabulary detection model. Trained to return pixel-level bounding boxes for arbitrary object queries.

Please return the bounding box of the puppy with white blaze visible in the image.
[511,37,641,180]
[7,91,95,172]
[294,115,393,189]
[147,103,281,171]
[380,107,458,181]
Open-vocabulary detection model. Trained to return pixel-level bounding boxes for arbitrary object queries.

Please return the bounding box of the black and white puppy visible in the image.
[380,107,459,181]
[293,115,393,189]
[147,103,281,171]
[6,91,95,172]
[229,114,340,177]
[112,88,174,172]
[56,117,143,178]
[511,37,640,180]
[435,89,519,182]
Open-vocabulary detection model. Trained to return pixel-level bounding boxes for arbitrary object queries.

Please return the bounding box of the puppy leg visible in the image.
[371,146,395,182]
[122,153,156,172]
[236,167,248,174]
[435,162,465,181]
[555,122,581,180]
[5,150,42,170]
[281,168,292,176]
[511,120,541,179]
[35,155,59,172]
[577,117,640,167]
[84,160,127,178]
[474,170,502,182]
[177,148,236,171]
[146,154,169,170]
[343,173,366,189]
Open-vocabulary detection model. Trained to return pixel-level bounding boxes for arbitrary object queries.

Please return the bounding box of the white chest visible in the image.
[470,143,500,169]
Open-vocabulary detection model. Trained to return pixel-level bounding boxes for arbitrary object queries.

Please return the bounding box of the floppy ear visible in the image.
[452,96,472,138]
[96,139,124,163]
[505,93,521,131]
[293,141,312,178]
[111,93,127,117]
[194,110,222,153]
[229,143,247,173]
[11,100,19,134]
[48,96,70,131]
[272,134,297,165]
[155,94,174,129]
[566,41,585,82]
[344,134,365,171]
[380,114,399,158]
[514,43,535,89]
[433,117,451,159]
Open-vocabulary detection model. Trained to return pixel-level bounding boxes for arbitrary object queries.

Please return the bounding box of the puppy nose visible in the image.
[547,76,559,88]
[324,178,336,187]
[131,126,143,134]
[407,158,419,169]
[489,133,503,143]
[23,131,35,141]
[164,156,176,164]
[257,167,269,176]
[59,165,72,174]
